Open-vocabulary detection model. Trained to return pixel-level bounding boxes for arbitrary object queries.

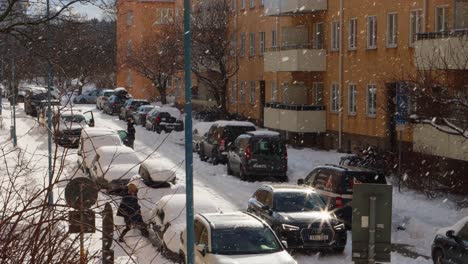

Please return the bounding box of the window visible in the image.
[331,21,340,51]
[282,82,289,103]
[249,80,256,104]
[387,13,398,47]
[367,84,377,116]
[230,34,237,56]
[154,8,174,25]
[175,78,181,97]
[167,76,173,88]
[409,10,421,46]
[270,81,277,102]
[231,80,237,102]
[249,32,255,56]
[240,81,246,102]
[313,22,324,49]
[126,11,133,26]
[271,30,277,48]
[231,0,236,11]
[240,0,245,9]
[126,70,133,87]
[126,40,133,57]
[240,33,246,56]
[259,32,265,55]
[348,18,357,50]
[330,84,340,112]
[260,0,264,6]
[348,84,357,115]
[250,0,255,8]
[435,6,449,32]
[367,16,377,49]
[311,82,323,106]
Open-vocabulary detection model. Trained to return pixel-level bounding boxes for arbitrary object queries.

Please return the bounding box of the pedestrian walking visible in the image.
[117,183,149,242]
[127,117,136,149]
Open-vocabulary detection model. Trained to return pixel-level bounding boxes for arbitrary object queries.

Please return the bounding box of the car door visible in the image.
[310,169,335,206]
[260,190,275,225]
[195,222,209,264]
[228,138,241,172]
[83,111,95,127]
[203,126,217,158]
[248,189,267,216]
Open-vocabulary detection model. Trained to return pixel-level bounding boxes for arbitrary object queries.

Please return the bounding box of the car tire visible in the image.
[155,127,162,134]
[199,150,207,162]
[79,98,86,104]
[432,249,444,264]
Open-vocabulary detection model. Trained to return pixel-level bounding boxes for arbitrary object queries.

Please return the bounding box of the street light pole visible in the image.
[183,0,194,263]
[46,0,53,205]
[10,35,17,146]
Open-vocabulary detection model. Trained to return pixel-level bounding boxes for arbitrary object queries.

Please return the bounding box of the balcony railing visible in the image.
[417,29,468,40]
[264,103,326,133]
[264,0,327,16]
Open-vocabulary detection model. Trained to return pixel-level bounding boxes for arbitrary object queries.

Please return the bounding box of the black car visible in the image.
[24,92,58,117]
[227,131,287,182]
[247,185,347,252]
[119,99,150,120]
[132,105,155,125]
[53,111,95,148]
[199,121,256,164]
[297,164,386,227]
[145,110,183,133]
[103,95,128,115]
[432,217,468,264]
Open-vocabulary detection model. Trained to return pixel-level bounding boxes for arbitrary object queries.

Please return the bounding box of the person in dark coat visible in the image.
[127,117,136,149]
[117,183,149,242]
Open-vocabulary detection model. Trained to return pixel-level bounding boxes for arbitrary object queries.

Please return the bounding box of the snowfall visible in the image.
[0,97,467,264]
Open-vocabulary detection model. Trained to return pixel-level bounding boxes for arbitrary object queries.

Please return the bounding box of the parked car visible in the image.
[24,91,59,117]
[192,122,213,153]
[77,127,123,173]
[138,159,177,188]
[103,95,128,115]
[145,108,183,133]
[227,131,287,182]
[96,89,114,110]
[89,145,141,192]
[431,216,468,264]
[119,99,150,120]
[53,110,95,148]
[180,212,297,264]
[133,105,156,125]
[149,194,219,262]
[199,121,256,164]
[73,89,100,104]
[297,164,387,227]
[247,185,347,252]
[194,109,221,122]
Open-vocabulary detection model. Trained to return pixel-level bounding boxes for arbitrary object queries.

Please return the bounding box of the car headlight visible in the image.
[333,223,346,231]
[282,224,300,231]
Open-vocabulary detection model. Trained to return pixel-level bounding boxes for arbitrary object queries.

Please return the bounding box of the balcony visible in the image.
[264,44,326,72]
[264,103,326,133]
[414,30,468,70]
[264,0,327,16]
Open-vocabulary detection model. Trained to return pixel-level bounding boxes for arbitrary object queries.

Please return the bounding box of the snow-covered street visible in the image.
[1,102,467,264]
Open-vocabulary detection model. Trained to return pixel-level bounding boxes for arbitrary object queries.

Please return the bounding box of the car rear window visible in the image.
[342,171,386,194]
[132,101,149,107]
[224,126,256,142]
[251,138,284,157]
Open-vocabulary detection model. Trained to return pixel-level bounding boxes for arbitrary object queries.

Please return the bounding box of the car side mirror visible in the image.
[196,243,207,256]
[281,240,288,249]
[297,179,304,185]
[446,230,456,239]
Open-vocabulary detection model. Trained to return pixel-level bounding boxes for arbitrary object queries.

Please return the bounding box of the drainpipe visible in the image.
[338,0,343,151]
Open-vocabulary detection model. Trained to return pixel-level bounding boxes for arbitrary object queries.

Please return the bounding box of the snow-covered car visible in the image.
[77,127,123,173]
[180,212,297,264]
[73,89,100,104]
[132,105,156,126]
[149,194,219,262]
[138,159,177,188]
[432,216,468,264]
[53,110,95,148]
[89,145,141,191]
[96,89,114,110]
[192,122,213,153]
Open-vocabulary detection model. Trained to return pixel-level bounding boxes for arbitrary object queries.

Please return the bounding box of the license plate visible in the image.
[166,125,175,129]
[310,235,328,241]
[253,164,267,168]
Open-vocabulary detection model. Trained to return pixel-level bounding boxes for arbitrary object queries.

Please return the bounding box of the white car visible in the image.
[181,212,297,264]
[53,110,94,148]
[96,89,114,110]
[149,194,219,262]
[77,127,123,173]
[138,159,177,187]
[89,145,141,191]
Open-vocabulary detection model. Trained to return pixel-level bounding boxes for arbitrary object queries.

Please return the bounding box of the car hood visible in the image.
[206,250,295,264]
[275,211,334,224]
[100,164,140,181]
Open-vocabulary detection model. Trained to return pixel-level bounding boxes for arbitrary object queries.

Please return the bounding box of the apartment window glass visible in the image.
[330,84,340,112]
[249,33,255,56]
[126,11,133,26]
[230,35,237,56]
[260,0,264,6]
[250,0,255,8]
[175,78,181,97]
[282,83,289,103]
[240,0,245,9]
[435,6,449,32]
[367,16,377,49]
[259,32,266,54]
[270,81,277,102]
[231,0,236,11]
[271,30,277,48]
[409,10,421,46]
[240,33,246,56]
[167,76,173,88]
[312,82,323,105]
[250,81,256,104]
[348,18,357,50]
[240,81,246,102]
[387,13,398,47]
[155,8,174,25]
[126,40,133,57]
[367,84,377,116]
[126,71,133,87]
[331,21,340,51]
[348,84,357,114]
[313,22,324,49]
[231,80,237,102]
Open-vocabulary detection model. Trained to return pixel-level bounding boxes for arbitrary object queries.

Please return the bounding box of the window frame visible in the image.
[312,82,324,106]
[249,80,256,104]
[259,31,266,55]
[330,83,340,112]
[435,6,449,32]
[240,32,246,57]
[366,84,377,117]
[239,80,246,102]
[313,22,324,49]
[331,21,340,51]
[409,9,422,47]
[367,15,377,49]
[249,0,255,9]
[271,30,277,48]
[270,80,277,102]
[348,83,357,115]
[386,12,398,48]
[126,11,134,26]
[348,18,357,50]
[249,32,255,57]
[240,0,245,10]
[231,80,237,102]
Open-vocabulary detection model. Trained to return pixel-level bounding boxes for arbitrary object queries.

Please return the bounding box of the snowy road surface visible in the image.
[2,102,467,263]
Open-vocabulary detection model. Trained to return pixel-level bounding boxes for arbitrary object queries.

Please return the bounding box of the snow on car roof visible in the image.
[114,87,127,92]
[81,127,120,137]
[247,131,280,137]
[437,216,468,236]
[213,120,256,127]
[158,106,182,118]
[95,145,140,165]
[193,122,214,135]
[201,212,264,229]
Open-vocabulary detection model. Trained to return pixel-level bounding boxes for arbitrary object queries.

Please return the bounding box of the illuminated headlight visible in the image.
[333,223,346,231]
[282,224,300,231]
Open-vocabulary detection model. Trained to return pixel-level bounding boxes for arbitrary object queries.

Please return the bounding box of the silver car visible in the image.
[74,89,100,104]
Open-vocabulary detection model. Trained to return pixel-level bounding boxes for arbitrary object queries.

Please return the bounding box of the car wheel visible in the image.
[227,161,233,175]
[432,249,444,264]
[212,150,219,165]
[199,150,207,162]
[333,247,345,254]
[79,98,86,104]
[155,127,162,134]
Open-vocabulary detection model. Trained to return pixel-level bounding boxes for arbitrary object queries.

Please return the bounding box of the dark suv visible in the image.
[145,110,184,133]
[431,217,468,264]
[199,121,256,164]
[227,131,287,182]
[103,95,128,115]
[119,99,150,120]
[297,165,386,227]
[247,185,347,252]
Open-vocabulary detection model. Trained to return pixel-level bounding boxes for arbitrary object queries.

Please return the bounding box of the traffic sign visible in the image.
[65,177,99,210]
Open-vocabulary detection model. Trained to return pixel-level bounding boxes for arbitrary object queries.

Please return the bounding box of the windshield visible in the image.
[273,192,326,212]
[251,138,284,157]
[104,91,113,97]
[211,227,281,255]
[61,114,85,123]
[225,126,256,142]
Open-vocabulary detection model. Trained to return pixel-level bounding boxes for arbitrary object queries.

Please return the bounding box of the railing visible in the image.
[417,29,468,40]
[267,44,315,52]
[265,102,325,111]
